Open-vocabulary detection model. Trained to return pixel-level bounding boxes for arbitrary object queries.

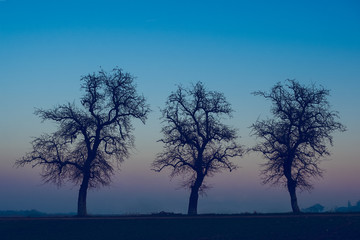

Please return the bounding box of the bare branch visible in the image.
[251,80,345,212]
[153,82,244,194]
[17,67,150,191]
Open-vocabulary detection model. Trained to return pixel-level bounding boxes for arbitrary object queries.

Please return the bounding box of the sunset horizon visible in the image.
[1,0,359,216]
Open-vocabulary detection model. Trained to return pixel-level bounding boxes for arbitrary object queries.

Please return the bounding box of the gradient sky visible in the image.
[1,0,359,214]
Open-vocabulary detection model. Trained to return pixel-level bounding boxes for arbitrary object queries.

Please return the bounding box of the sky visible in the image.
[0,0,359,214]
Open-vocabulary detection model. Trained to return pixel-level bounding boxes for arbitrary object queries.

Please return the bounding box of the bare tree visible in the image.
[251,79,345,213]
[152,82,243,215]
[16,68,150,216]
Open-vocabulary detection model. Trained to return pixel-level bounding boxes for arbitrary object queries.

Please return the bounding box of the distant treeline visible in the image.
[2,202,360,217]
[0,210,46,217]
[0,210,76,217]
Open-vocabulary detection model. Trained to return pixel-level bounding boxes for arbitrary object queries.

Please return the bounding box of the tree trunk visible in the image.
[187,174,204,215]
[284,159,300,214]
[188,185,200,215]
[287,180,300,214]
[77,174,90,217]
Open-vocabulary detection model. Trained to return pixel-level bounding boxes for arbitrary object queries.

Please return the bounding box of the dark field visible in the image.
[1,214,360,240]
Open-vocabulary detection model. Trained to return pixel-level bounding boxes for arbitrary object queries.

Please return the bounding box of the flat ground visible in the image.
[1,213,359,240]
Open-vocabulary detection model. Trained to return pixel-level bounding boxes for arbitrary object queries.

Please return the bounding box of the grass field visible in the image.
[1,213,359,240]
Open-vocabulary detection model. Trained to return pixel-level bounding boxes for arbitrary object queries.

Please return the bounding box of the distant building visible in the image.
[335,200,360,212]
[303,204,324,213]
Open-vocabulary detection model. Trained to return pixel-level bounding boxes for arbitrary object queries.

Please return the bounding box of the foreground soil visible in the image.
[1,213,359,240]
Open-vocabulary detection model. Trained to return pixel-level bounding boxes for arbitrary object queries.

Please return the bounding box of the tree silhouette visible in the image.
[16,68,150,216]
[251,80,345,213]
[152,82,243,215]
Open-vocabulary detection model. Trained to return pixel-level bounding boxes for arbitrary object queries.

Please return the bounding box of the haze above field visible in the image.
[0,0,359,214]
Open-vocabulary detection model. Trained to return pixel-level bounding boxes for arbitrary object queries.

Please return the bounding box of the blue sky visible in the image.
[0,0,360,214]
